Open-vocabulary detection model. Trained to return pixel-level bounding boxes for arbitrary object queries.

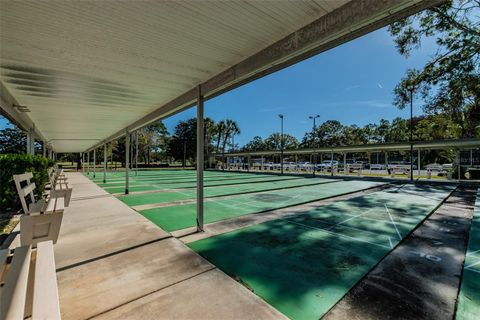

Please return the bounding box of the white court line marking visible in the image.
[281,218,390,250]
[385,204,402,240]
[465,259,480,269]
[466,249,480,257]
[464,266,480,273]
[388,237,393,249]
[326,208,375,230]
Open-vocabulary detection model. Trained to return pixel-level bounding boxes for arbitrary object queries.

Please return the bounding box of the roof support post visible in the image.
[343,153,347,175]
[125,130,130,194]
[42,142,46,158]
[103,143,107,184]
[196,86,204,232]
[330,150,334,177]
[26,130,31,155]
[87,151,90,175]
[93,148,96,178]
[417,149,421,178]
[135,131,139,176]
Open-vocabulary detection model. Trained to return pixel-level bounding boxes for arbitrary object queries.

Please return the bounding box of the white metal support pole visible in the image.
[87,151,90,175]
[196,86,205,232]
[80,153,83,172]
[417,149,421,177]
[125,130,130,194]
[26,130,31,154]
[343,153,347,175]
[135,131,139,176]
[93,148,96,178]
[331,150,334,176]
[457,150,461,180]
[103,143,107,183]
[30,128,35,155]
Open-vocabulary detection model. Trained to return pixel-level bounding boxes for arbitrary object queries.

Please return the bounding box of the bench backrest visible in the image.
[0,241,61,320]
[13,173,36,214]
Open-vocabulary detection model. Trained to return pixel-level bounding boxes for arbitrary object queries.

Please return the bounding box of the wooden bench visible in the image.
[13,173,64,246]
[0,241,61,320]
[47,168,72,206]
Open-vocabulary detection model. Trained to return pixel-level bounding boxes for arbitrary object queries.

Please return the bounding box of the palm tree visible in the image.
[222,119,240,154]
[215,120,226,154]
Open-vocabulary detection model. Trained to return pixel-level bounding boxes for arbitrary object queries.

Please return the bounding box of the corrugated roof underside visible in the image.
[0,0,347,152]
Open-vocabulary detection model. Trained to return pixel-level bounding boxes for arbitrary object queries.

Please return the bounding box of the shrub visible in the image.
[0,154,53,211]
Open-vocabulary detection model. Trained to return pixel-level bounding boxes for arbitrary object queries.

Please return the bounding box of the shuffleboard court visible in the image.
[188,184,456,320]
[92,171,272,186]
[119,177,337,207]
[103,174,301,194]
[139,180,385,232]
[456,188,480,320]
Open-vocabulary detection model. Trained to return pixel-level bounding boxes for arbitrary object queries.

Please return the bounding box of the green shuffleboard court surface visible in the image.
[98,173,300,194]
[93,171,271,186]
[456,188,480,320]
[189,184,456,320]
[140,180,385,232]
[118,177,337,207]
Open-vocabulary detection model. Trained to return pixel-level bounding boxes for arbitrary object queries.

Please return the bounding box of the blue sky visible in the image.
[165,26,435,146]
[1,26,435,146]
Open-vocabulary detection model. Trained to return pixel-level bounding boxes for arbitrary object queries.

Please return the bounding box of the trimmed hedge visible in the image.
[0,154,54,211]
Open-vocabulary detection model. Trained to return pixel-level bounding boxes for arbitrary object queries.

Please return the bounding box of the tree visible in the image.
[242,136,266,151]
[137,121,169,164]
[165,117,217,166]
[221,119,240,154]
[389,0,480,137]
[264,133,299,150]
[0,127,26,154]
[386,117,409,142]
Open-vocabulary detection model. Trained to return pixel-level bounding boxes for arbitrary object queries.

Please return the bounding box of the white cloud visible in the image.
[377,82,383,89]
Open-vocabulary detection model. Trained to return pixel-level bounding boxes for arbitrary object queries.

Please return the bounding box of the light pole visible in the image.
[309,115,320,176]
[279,114,284,175]
[408,85,414,182]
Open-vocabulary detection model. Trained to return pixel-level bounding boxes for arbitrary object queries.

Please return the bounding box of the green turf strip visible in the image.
[456,188,480,320]
[188,184,455,320]
[118,177,336,206]
[103,175,300,194]
[139,180,385,232]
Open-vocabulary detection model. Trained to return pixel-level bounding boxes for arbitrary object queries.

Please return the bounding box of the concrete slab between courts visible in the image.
[56,173,288,320]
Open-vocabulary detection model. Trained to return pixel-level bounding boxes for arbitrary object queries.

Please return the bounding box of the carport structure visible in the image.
[1,0,444,228]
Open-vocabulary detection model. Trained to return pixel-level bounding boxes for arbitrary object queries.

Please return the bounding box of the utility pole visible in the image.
[408,86,414,182]
[279,114,284,175]
[309,115,320,176]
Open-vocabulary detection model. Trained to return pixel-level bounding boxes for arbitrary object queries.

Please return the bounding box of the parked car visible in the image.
[370,163,386,170]
[283,162,297,171]
[442,163,454,170]
[317,160,339,171]
[296,162,312,171]
[425,163,443,171]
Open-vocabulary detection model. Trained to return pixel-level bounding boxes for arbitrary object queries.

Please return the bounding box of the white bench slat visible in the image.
[0,246,32,320]
[19,183,36,199]
[33,241,61,320]
[46,197,65,213]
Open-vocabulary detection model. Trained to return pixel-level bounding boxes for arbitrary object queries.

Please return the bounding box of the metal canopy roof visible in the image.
[219,139,480,157]
[0,0,441,153]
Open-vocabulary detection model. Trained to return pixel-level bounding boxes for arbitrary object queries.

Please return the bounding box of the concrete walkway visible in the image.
[54,172,286,319]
